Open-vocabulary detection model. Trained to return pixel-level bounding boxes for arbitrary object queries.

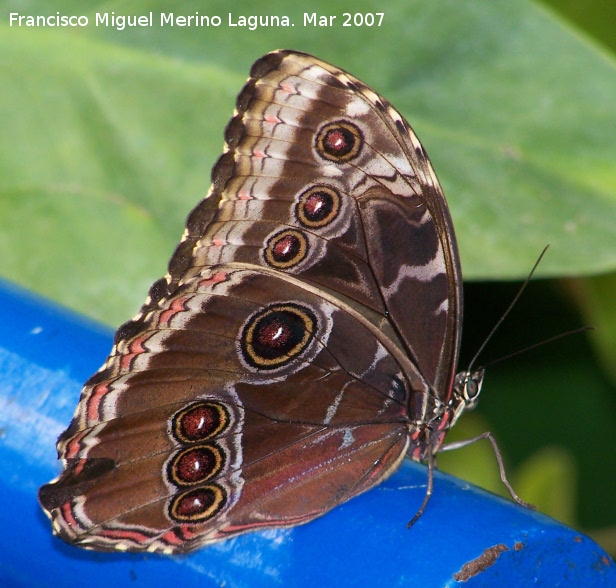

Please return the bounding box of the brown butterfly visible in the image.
[39,49,502,553]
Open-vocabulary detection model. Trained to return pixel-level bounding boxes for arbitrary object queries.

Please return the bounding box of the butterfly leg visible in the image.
[439,432,536,510]
[406,450,436,529]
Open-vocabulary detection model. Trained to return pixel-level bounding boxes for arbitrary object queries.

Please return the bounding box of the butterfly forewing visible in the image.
[39,50,462,553]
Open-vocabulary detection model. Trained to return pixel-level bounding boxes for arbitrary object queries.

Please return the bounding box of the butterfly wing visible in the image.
[39,50,461,553]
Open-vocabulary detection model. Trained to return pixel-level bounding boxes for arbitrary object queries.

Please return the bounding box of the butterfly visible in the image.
[39,49,502,554]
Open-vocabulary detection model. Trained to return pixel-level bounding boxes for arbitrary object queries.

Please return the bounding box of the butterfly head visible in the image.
[450,368,485,425]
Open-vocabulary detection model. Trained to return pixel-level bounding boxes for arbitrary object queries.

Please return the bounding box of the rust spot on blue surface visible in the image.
[453,543,508,582]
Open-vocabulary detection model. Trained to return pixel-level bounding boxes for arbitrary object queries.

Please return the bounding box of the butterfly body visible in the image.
[39,50,468,553]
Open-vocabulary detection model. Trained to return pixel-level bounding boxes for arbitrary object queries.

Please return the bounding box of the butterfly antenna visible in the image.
[481,326,594,369]
[467,244,550,372]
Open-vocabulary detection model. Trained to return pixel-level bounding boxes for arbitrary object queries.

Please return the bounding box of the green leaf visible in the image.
[570,274,616,386]
[1,25,244,324]
[2,0,615,325]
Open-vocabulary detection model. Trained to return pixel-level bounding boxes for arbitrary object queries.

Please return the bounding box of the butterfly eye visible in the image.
[463,368,485,407]
[465,379,479,398]
[315,121,363,162]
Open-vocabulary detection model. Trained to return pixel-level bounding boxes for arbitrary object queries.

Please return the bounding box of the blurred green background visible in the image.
[1,0,614,554]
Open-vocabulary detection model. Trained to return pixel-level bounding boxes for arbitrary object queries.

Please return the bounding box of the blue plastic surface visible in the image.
[0,277,614,587]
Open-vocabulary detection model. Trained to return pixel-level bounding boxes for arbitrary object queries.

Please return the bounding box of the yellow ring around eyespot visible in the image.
[243,304,316,368]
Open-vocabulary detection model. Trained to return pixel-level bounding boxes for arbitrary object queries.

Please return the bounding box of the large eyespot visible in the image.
[296,186,341,229]
[240,304,317,369]
[263,229,308,269]
[168,485,226,523]
[171,401,230,444]
[315,121,363,162]
[168,444,225,487]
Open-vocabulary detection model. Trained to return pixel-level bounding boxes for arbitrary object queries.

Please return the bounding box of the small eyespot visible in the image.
[296,186,341,229]
[315,121,363,162]
[168,444,225,487]
[263,229,308,269]
[168,485,226,523]
[171,401,230,444]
